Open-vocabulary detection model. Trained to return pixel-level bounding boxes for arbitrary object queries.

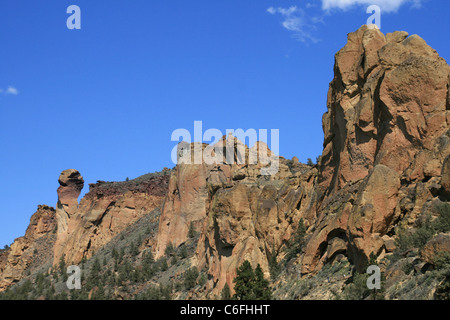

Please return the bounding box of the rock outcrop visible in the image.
[304,25,450,273]
[54,170,170,265]
[1,26,449,299]
[155,25,450,294]
[155,134,317,295]
[0,205,56,290]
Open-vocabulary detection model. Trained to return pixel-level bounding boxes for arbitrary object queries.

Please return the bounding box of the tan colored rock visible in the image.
[54,170,170,265]
[155,162,210,259]
[320,25,450,198]
[0,205,56,291]
[386,31,408,44]
[382,235,396,252]
[306,25,449,276]
[421,233,450,264]
[347,163,400,271]
[442,156,450,193]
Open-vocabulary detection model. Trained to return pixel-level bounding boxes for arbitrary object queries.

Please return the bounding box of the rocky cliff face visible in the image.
[54,169,171,265]
[0,170,171,291]
[305,25,450,273]
[154,25,450,295]
[0,205,56,290]
[154,134,317,295]
[1,26,449,299]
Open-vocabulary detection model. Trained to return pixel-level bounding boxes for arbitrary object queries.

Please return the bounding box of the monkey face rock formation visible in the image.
[54,169,84,262]
[54,170,170,265]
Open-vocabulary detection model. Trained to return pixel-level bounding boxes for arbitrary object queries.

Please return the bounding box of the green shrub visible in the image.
[184,267,199,290]
[391,203,450,264]
[285,218,307,262]
[165,242,175,256]
[343,272,371,300]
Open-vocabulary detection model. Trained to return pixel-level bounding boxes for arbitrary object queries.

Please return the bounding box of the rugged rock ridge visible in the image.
[155,134,317,295]
[0,205,56,290]
[54,170,171,265]
[304,25,450,273]
[155,25,450,295]
[0,170,171,291]
[1,26,449,299]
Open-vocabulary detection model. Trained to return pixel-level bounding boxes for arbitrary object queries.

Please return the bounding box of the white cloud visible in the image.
[5,86,19,95]
[321,0,423,13]
[0,86,19,96]
[267,6,320,43]
[267,7,277,15]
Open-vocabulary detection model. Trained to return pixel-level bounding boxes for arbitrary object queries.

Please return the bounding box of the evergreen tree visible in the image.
[232,260,256,300]
[253,264,272,300]
[179,245,188,259]
[160,258,168,271]
[130,241,140,257]
[285,218,307,262]
[232,260,272,300]
[94,285,105,300]
[268,249,280,281]
[89,258,102,287]
[221,283,231,300]
[165,242,175,256]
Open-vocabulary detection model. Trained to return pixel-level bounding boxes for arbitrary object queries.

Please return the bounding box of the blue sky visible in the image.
[0,0,449,248]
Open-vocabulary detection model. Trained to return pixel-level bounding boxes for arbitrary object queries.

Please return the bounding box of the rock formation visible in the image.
[304,25,450,273]
[1,26,449,300]
[54,170,171,265]
[155,25,450,294]
[155,134,316,295]
[0,205,56,290]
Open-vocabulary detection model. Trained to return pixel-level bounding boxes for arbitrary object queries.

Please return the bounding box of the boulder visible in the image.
[421,233,450,265]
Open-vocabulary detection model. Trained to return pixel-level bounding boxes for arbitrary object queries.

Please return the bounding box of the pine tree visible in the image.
[165,242,175,256]
[253,264,272,300]
[89,258,102,287]
[179,245,188,259]
[221,283,231,300]
[160,258,168,271]
[232,260,255,300]
[232,260,272,300]
[268,248,280,281]
[285,218,307,262]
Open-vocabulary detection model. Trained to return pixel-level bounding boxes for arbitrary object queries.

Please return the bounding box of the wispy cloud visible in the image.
[266,6,321,43]
[0,86,19,96]
[267,0,423,44]
[6,86,19,95]
[321,0,423,13]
